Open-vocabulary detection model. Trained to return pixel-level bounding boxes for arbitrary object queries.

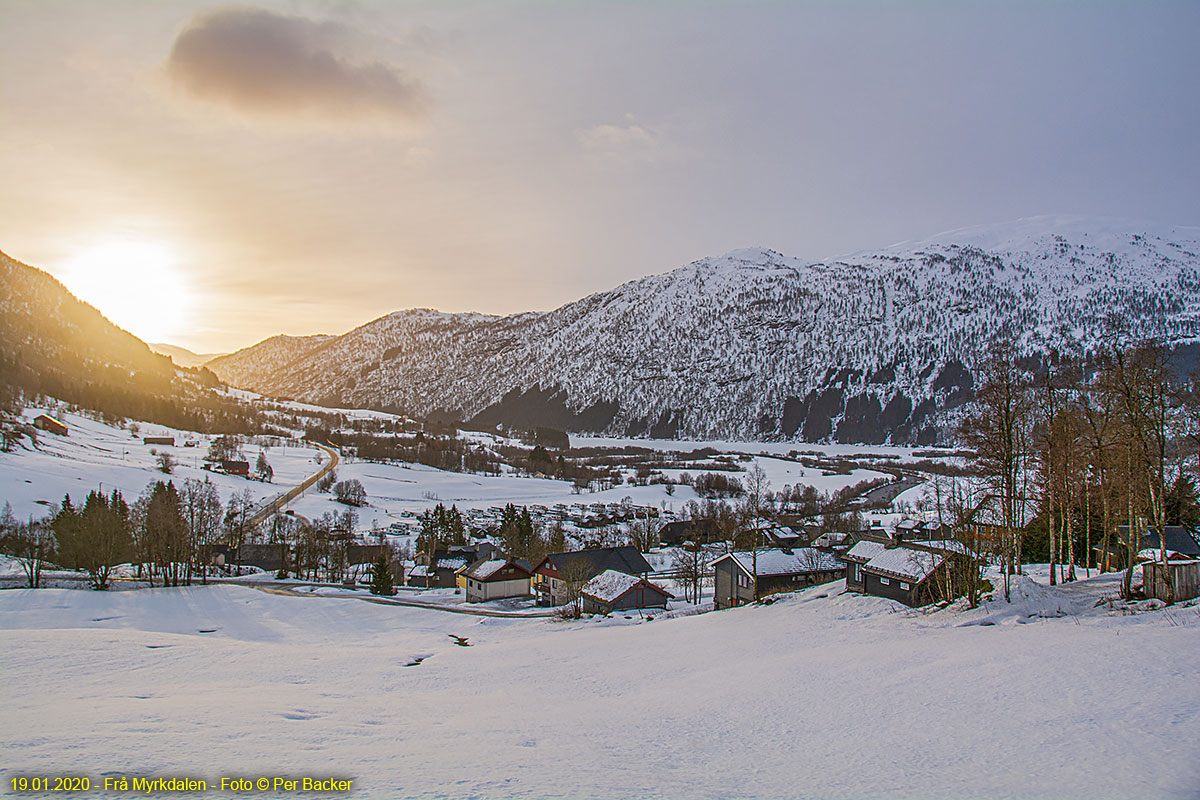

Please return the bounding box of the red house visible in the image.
[33,414,68,436]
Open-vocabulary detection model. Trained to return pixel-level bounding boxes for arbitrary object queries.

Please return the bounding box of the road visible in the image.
[854,474,924,508]
[248,442,339,527]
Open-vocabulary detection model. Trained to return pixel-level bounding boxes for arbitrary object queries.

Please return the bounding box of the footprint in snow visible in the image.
[196,628,219,633]
[281,711,318,721]
[403,654,433,667]
[448,635,471,647]
[91,616,122,622]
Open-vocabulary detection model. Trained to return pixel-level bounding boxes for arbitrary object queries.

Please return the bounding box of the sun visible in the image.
[59,239,191,344]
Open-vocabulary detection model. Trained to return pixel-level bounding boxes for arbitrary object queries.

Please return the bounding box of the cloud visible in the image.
[165,6,428,123]
[578,114,659,152]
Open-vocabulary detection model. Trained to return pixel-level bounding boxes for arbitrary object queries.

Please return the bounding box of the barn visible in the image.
[33,414,68,436]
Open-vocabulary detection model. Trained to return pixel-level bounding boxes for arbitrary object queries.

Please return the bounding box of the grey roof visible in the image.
[862,547,946,582]
[1130,527,1200,558]
[712,548,844,577]
[538,546,653,579]
[462,558,532,581]
[844,540,887,563]
[581,570,673,603]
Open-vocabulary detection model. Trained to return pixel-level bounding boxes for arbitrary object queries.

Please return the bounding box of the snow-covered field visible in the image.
[2,571,1196,799]
[570,435,958,464]
[1,408,914,534]
[0,407,324,519]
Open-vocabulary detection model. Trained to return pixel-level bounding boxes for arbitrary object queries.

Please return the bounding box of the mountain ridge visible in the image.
[203,217,1200,444]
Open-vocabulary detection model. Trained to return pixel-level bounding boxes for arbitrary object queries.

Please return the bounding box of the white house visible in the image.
[460,558,534,603]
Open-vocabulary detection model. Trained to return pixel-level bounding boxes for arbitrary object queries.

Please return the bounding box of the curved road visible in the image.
[248,442,339,528]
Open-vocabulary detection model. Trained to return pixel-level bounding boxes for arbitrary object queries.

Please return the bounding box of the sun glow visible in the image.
[59,239,191,344]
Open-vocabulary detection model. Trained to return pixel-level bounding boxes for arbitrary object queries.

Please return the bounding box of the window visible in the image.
[853,564,861,581]
[899,581,910,590]
[879,576,890,586]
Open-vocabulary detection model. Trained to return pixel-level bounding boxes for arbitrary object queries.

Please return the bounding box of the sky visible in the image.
[1,0,1198,354]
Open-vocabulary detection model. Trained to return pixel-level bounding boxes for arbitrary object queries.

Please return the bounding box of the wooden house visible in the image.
[531,545,653,606]
[658,519,721,547]
[580,570,673,614]
[33,414,68,436]
[408,549,473,589]
[842,539,887,593]
[710,548,844,609]
[858,545,948,607]
[461,558,534,603]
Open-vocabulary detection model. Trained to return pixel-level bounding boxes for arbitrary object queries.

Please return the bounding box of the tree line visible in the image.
[961,338,1200,603]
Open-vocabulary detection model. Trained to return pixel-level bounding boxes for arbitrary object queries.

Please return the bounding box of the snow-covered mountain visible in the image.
[206,334,333,390]
[208,217,1200,444]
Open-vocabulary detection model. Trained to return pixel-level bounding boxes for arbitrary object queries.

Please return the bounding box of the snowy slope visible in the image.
[0,406,323,519]
[206,333,335,390]
[1,572,1197,799]
[212,217,1200,445]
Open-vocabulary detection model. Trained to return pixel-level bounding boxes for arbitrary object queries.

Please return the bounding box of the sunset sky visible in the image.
[1,1,1197,353]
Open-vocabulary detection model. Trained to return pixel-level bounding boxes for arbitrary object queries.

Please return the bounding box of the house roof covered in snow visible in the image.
[461,558,533,581]
[844,540,887,563]
[435,557,469,571]
[863,547,946,582]
[580,570,673,603]
[712,548,844,577]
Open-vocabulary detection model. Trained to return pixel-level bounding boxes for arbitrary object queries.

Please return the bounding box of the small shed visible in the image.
[221,460,250,476]
[461,558,534,603]
[580,570,673,614]
[33,414,68,436]
[1143,559,1200,603]
[406,564,432,587]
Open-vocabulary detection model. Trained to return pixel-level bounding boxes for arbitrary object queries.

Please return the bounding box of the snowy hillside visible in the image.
[2,571,1196,799]
[0,406,323,520]
[206,333,334,391]
[204,217,1200,444]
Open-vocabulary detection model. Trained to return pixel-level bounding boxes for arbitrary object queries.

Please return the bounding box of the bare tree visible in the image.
[961,343,1034,602]
[554,558,596,619]
[181,478,222,584]
[3,504,55,588]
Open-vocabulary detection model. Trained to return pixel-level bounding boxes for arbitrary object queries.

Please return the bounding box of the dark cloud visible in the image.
[165,6,428,122]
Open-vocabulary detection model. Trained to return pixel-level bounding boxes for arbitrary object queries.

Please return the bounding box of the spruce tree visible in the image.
[369,549,395,596]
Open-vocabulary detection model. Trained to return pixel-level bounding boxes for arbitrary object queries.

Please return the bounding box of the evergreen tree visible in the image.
[255,451,273,482]
[56,489,133,590]
[369,549,395,596]
[448,505,466,544]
